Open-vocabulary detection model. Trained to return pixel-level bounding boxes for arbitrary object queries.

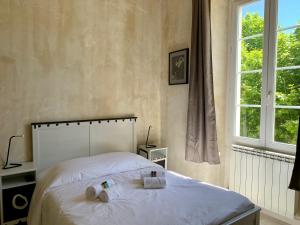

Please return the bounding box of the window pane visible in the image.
[241,0,265,37]
[274,2,300,146]
[276,28,300,67]
[275,69,300,106]
[275,108,300,144]
[236,1,264,140]
[240,107,260,138]
[278,0,300,29]
[240,72,262,105]
[241,37,264,71]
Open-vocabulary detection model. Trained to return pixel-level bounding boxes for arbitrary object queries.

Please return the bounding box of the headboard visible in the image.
[32,117,137,172]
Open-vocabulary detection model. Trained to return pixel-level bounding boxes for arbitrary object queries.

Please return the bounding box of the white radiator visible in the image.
[229,145,296,218]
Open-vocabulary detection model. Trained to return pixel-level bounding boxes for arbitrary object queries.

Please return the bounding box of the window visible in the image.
[230,0,300,153]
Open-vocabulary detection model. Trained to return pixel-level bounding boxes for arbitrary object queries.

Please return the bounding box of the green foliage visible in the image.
[240,73,261,105]
[240,107,260,139]
[239,13,300,144]
[242,13,264,37]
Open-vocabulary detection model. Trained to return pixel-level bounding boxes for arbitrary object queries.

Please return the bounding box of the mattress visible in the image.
[28,152,254,225]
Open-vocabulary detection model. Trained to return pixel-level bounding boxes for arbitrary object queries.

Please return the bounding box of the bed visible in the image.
[28,117,260,225]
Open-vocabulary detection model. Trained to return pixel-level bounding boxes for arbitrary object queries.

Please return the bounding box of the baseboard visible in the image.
[261,208,300,225]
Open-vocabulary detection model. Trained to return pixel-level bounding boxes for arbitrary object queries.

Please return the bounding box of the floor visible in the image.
[261,213,290,225]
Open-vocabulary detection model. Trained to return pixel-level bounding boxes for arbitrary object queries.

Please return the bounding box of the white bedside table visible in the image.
[138,145,168,169]
[0,162,36,225]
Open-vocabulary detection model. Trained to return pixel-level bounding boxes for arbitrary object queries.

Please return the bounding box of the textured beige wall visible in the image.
[161,0,229,186]
[0,0,163,163]
[0,0,230,186]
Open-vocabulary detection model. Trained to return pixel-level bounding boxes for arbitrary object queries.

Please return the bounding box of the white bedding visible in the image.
[28,152,254,225]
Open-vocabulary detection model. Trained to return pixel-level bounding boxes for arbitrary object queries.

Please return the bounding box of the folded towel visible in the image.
[140,170,165,179]
[85,184,102,200]
[99,188,120,203]
[143,177,166,189]
[86,179,115,200]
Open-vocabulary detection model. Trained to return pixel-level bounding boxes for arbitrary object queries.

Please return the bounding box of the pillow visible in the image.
[39,151,158,189]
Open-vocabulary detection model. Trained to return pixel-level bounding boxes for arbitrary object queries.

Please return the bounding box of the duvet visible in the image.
[28,152,254,225]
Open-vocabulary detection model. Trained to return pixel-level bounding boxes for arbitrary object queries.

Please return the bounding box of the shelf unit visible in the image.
[0,162,36,225]
[138,145,168,169]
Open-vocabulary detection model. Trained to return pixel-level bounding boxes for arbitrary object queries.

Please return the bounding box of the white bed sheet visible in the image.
[28,152,254,225]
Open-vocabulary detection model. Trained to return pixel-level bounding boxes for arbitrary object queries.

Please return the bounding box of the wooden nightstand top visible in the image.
[0,162,36,177]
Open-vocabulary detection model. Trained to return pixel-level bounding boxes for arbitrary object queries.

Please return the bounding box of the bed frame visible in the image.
[31,116,260,225]
[222,206,260,225]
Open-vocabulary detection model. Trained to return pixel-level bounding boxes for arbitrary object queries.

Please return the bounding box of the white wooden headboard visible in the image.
[31,117,137,172]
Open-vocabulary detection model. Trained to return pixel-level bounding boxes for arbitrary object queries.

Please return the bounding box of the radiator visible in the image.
[229,144,296,218]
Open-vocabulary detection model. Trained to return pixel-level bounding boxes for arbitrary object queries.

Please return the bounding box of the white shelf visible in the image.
[138,145,167,153]
[3,217,26,225]
[151,152,166,161]
[2,178,35,190]
[0,161,36,224]
[152,158,167,163]
[138,145,168,169]
[0,162,36,177]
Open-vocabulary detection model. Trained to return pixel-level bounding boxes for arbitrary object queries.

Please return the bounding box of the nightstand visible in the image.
[138,145,168,169]
[0,162,36,225]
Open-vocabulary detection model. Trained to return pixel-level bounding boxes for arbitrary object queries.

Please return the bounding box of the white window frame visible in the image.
[227,0,298,154]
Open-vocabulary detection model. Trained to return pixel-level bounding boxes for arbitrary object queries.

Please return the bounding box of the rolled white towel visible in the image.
[99,188,120,203]
[140,171,165,179]
[85,184,102,200]
[143,177,166,189]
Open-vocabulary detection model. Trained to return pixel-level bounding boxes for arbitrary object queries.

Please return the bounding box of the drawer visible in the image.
[3,183,35,223]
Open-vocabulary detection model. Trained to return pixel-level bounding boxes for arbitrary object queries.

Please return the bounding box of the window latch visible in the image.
[266,90,272,105]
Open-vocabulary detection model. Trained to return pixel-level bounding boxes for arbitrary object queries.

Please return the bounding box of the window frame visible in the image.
[228,0,297,154]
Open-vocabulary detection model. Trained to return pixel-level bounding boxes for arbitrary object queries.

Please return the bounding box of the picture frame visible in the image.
[169,48,189,85]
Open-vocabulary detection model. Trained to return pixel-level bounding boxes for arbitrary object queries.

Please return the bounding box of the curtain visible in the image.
[289,117,300,190]
[185,0,220,164]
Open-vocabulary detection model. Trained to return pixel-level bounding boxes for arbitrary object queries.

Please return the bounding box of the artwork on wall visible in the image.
[169,48,189,85]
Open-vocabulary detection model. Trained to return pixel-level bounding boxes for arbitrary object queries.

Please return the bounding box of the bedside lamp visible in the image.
[145,126,156,148]
[2,134,24,170]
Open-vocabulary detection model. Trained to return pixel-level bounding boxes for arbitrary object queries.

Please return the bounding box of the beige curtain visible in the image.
[185,0,220,164]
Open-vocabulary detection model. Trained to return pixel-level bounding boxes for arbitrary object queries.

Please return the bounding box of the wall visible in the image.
[161,0,230,186]
[0,0,230,187]
[0,0,163,163]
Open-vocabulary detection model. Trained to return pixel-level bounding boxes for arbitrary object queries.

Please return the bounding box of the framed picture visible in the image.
[169,48,189,85]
